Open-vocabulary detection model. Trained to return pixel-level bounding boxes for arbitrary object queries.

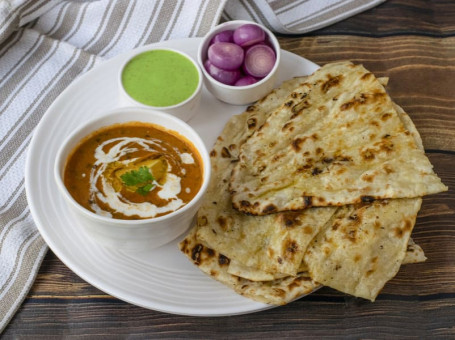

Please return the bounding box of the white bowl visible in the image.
[198,20,281,106]
[118,48,203,122]
[54,107,210,251]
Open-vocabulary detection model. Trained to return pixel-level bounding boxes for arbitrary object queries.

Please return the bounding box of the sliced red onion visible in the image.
[233,24,266,47]
[204,59,241,85]
[208,42,244,70]
[235,75,258,86]
[210,30,234,44]
[243,44,276,78]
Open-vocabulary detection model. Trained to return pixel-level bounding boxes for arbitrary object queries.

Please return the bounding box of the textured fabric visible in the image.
[0,0,226,331]
[0,0,383,332]
[223,0,386,34]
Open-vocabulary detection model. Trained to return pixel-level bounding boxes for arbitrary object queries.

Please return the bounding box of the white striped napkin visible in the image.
[0,0,384,332]
[223,0,385,34]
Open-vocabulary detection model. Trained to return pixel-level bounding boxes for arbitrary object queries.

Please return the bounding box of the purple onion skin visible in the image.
[234,75,259,87]
[255,40,273,49]
[210,30,234,44]
[204,59,241,85]
[208,42,244,70]
[233,24,266,47]
[243,44,276,78]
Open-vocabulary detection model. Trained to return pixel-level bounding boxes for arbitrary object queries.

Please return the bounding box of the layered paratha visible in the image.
[180,226,320,305]
[179,77,330,304]
[196,77,336,277]
[180,62,437,305]
[230,61,447,215]
[303,198,421,301]
[402,237,426,265]
[227,239,425,282]
[301,96,427,301]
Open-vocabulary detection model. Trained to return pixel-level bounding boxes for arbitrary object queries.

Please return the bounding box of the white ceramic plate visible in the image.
[25,38,319,316]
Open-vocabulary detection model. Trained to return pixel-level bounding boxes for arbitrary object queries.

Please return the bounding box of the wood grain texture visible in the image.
[5,0,455,338]
[308,0,455,36]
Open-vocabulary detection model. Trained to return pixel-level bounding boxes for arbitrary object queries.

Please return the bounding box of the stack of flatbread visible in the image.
[180,61,447,304]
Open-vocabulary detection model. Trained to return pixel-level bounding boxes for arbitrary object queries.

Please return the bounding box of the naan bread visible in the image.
[180,65,432,304]
[227,259,309,282]
[230,61,447,215]
[302,99,427,301]
[303,198,421,301]
[197,205,335,276]
[402,238,427,264]
[179,226,320,305]
[393,102,426,266]
[178,77,327,304]
[227,259,287,281]
[225,239,425,282]
[196,76,336,276]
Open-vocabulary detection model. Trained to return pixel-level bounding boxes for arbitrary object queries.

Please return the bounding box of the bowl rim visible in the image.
[53,106,211,226]
[118,47,203,109]
[197,19,281,90]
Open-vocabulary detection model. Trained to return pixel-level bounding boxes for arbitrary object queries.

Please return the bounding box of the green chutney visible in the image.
[122,50,199,107]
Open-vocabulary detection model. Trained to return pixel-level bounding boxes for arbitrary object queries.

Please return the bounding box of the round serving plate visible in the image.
[25,37,319,316]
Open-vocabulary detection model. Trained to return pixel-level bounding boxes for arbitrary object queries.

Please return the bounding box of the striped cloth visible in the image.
[223,0,385,34]
[0,0,384,332]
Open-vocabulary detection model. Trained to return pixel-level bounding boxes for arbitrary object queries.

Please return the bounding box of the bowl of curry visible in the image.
[54,107,210,251]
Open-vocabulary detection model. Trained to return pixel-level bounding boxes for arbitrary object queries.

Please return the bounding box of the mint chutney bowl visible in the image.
[118,48,203,121]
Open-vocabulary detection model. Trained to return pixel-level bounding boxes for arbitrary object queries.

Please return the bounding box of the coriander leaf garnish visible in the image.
[136,183,155,196]
[120,166,156,195]
[120,166,154,186]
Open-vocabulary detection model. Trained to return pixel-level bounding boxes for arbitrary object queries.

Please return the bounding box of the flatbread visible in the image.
[197,205,335,276]
[228,241,425,282]
[179,77,327,304]
[196,76,336,276]
[303,198,421,301]
[402,238,427,264]
[393,103,426,266]
[227,259,308,282]
[230,61,447,215]
[227,259,287,281]
[179,226,320,305]
[302,100,427,301]
[197,75,426,280]
[180,66,432,303]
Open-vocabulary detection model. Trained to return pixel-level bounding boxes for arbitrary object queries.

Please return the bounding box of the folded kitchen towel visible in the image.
[0,0,384,332]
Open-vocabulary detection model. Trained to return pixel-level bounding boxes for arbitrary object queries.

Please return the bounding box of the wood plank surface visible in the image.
[4,0,455,338]
[313,0,455,36]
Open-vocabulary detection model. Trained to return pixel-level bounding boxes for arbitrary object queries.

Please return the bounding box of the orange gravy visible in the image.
[64,122,203,220]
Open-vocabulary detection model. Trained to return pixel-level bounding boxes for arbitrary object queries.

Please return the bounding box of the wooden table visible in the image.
[5,0,455,337]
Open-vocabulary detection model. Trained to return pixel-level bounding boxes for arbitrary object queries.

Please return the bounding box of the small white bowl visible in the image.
[54,107,210,251]
[118,48,203,121]
[198,20,281,106]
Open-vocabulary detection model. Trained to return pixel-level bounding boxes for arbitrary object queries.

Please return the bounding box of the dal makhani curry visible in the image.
[64,122,203,220]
